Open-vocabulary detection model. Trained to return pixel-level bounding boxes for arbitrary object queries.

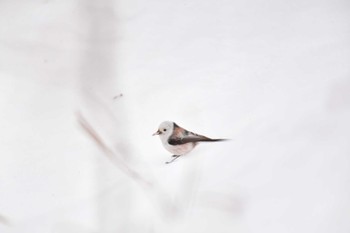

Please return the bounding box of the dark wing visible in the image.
[168,128,222,145]
[168,123,227,145]
[168,135,208,145]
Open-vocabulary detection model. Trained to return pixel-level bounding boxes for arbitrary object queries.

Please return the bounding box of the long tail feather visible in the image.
[201,138,229,142]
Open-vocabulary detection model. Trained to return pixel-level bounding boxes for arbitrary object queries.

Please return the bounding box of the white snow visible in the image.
[0,0,350,232]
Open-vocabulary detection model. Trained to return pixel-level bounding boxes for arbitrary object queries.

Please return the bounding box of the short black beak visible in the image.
[152,130,161,136]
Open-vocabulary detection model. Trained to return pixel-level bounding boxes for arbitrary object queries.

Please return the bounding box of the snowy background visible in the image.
[1,0,350,232]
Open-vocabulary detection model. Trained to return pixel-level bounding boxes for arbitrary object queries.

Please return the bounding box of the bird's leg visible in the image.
[166,155,181,164]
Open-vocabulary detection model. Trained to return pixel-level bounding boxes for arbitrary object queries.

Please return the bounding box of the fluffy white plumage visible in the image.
[153,121,226,163]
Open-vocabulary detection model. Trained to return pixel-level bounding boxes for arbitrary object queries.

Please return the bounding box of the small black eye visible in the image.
[164,129,167,131]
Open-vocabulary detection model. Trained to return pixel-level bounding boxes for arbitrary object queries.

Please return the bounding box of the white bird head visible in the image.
[152,121,174,139]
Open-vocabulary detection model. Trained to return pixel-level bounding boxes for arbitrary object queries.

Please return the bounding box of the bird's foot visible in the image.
[166,155,181,164]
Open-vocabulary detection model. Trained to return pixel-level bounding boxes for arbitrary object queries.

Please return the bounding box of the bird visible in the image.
[153,121,227,164]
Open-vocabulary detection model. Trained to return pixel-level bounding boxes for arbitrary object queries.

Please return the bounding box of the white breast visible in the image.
[161,139,195,155]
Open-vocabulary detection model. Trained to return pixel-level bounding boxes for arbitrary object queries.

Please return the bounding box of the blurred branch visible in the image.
[0,214,11,227]
[77,111,153,189]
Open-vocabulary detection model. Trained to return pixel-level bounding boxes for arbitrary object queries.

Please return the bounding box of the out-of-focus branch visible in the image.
[0,214,11,226]
[77,112,153,190]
